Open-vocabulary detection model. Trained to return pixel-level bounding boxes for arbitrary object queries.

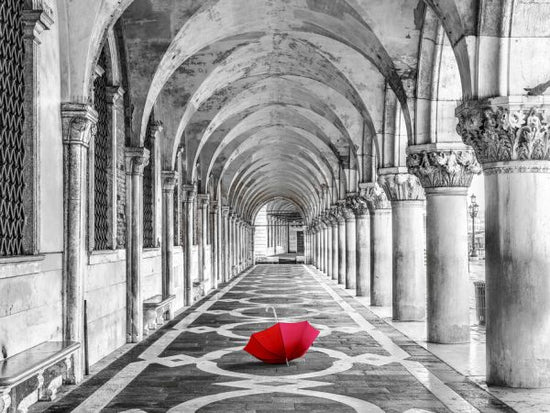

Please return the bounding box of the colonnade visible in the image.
[266,215,289,254]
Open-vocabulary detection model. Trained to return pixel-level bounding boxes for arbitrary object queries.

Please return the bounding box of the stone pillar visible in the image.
[457,98,550,387]
[161,171,177,313]
[408,144,480,344]
[325,214,333,279]
[330,210,339,281]
[210,202,219,289]
[124,146,150,342]
[222,207,230,282]
[182,186,196,306]
[364,185,392,306]
[229,214,235,276]
[379,170,426,321]
[61,104,97,381]
[197,195,209,291]
[319,222,327,274]
[343,201,357,290]
[336,207,346,284]
[350,193,370,297]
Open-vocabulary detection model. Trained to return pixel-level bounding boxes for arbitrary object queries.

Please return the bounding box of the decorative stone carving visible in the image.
[347,195,369,217]
[406,147,481,188]
[61,103,98,147]
[124,147,150,176]
[360,183,391,210]
[456,99,550,164]
[377,173,425,201]
[161,171,178,191]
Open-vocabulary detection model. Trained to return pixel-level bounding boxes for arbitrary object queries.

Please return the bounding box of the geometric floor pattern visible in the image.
[43,265,516,412]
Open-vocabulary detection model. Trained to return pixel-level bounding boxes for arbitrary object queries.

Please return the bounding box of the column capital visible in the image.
[181,185,196,202]
[377,168,425,201]
[210,201,219,213]
[406,143,481,190]
[149,120,164,140]
[22,1,54,42]
[125,147,150,176]
[346,194,369,218]
[222,206,231,217]
[106,85,125,104]
[61,103,98,147]
[456,97,550,171]
[161,170,178,191]
[359,183,391,210]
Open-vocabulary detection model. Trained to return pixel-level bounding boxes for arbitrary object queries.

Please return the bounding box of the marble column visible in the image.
[330,209,339,281]
[182,186,196,306]
[379,170,426,321]
[350,193,370,297]
[161,171,177,316]
[210,202,219,290]
[364,184,392,306]
[408,143,480,344]
[336,207,346,284]
[229,214,236,276]
[222,207,230,282]
[197,195,209,290]
[319,222,326,274]
[457,98,550,387]
[343,201,357,290]
[325,214,333,279]
[124,145,150,342]
[61,103,97,381]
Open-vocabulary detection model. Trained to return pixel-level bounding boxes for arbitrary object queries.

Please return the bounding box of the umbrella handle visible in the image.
[265,306,278,322]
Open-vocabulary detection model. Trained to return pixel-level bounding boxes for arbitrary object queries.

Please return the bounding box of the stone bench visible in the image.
[0,341,80,413]
[143,294,175,336]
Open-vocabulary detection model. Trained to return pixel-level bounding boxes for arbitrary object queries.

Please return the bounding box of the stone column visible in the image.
[210,202,219,289]
[161,171,177,314]
[325,214,333,279]
[364,185,392,306]
[457,98,550,387]
[197,195,209,290]
[124,146,150,342]
[343,201,357,290]
[61,104,97,381]
[222,207,230,282]
[408,144,480,344]
[379,170,426,321]
[182,186,196,306]
[319,218,327,274]
[336,207,346,284]
[350,193,370,297]
[330,209,339,281]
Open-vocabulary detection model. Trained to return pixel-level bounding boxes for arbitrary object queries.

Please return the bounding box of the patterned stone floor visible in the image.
[43,265,516,412]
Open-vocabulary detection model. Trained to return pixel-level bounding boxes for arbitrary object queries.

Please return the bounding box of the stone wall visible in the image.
[85,252,127,365]
[143,249,163,301]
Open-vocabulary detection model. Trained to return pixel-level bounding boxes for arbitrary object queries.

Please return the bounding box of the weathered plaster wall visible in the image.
[0,255,63,358]
[143,249,162,300]
[85,252,127,365]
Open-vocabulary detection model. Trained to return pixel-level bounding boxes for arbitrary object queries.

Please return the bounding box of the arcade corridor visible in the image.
[40,265,515,413]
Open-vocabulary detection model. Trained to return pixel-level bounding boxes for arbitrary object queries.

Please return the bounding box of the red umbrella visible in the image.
[244,307,320,364]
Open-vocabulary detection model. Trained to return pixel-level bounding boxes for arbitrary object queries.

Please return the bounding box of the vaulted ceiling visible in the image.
[114,0,465,223]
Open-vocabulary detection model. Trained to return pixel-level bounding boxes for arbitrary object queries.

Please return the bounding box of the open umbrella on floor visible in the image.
[244,307,320,365]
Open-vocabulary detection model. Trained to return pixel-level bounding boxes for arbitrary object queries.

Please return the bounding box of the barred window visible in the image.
[143,117,155,248]
[93,48,112,250]
[0,1,26,256]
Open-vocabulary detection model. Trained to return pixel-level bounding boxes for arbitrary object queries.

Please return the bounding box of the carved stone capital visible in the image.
[161,171,178,191]
[125,147,150,176]
[181,185,196,202]
[106,85,125,105]
[456,97,550,165]
[377,169,425,201]
[346,195,369,218]
[406,144,481,189]
[149,120,164,139]
[22,1,54,42]
[61,103,98,148]
[359,183,391,210]
[221,206,231,217]
[197,194,210,208]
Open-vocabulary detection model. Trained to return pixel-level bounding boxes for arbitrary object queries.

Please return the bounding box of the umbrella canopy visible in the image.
[244,320,320,364]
